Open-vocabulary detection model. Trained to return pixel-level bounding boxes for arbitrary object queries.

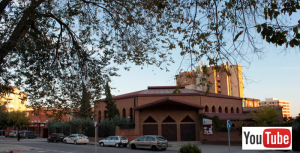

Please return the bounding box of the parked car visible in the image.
[63,134,89,145]
[129,135,168,151]
[0,130,5,136]
[99,136,128,147]
[19,130,37,139]
[48,133,65,142]
[4,131,11,137]
[9,131,17,137]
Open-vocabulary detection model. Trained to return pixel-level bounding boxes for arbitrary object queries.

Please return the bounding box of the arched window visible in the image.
[122,108,126,118]
[212,106,216,112]
[205,105,209,112]
[104,110,108,119]
[225,107,228,113]
[98,111,101,122]
[231,107,234,113]
[129,108,133,120]
[236,107,240,113]
[219,106,222,113]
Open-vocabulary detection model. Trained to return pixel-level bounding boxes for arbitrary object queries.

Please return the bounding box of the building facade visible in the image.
[176,61,244,98]
[0,86,27,112]
[242,98,260,107]
[259,98,290,117]
[94,86,252,141]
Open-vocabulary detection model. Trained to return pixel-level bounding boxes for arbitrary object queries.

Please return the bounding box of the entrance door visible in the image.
[161,124,177,141]
[180,124,196,141]
[143,124,158,135]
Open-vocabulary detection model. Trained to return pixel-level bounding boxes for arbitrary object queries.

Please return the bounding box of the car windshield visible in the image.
[120,137,127,140]
[28,132,33,134]
[156,137,167,141]
[58,133,64,136]
[10,131,15,133]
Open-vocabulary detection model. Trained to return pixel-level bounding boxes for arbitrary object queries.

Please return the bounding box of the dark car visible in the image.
[48,133,65,142]
[19,131,37,139]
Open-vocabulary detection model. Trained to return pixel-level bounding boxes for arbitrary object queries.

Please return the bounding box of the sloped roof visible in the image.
[243,106,283,113]
[95,86,243,102]
[134,97,204,110]
[204,112,253,121]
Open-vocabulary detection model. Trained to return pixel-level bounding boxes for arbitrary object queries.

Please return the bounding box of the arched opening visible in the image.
[122,108,126,118]
[219,106,222,113]
[236,107,240,113]
[129,108,133,121]
[225,107,228,113]
[98,111,101,122]
[231,107,234,113]
[212,106,216,112]
[104,110,108,119]
[205,105,209,112]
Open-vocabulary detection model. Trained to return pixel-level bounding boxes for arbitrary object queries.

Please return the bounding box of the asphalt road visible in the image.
[0,137,176,153]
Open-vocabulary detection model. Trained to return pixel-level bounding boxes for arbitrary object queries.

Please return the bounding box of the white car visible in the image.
[99,136,128,147]
[63,134,89,145]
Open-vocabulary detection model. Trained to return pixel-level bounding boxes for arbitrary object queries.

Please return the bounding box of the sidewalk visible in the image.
[0,144,37,152]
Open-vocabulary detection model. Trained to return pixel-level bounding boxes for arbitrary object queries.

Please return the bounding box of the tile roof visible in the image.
[95,86,243,102]
[243,106,283,113]
[204,112,253,121]
[134,97,204,110]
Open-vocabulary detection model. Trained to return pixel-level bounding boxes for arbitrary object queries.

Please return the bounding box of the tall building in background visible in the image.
[176,61,244,98]
[242,98,260,107]
[259,98,290,117]
[0,86,27,112]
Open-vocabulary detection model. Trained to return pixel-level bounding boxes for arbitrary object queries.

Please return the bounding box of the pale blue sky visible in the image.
[109,45,300,117]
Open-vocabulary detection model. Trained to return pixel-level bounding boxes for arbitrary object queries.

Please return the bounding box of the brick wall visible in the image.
[115,126,138,141]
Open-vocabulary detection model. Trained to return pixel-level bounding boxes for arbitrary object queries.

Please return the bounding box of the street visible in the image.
[0,137,176,153]
[1,136,298,153]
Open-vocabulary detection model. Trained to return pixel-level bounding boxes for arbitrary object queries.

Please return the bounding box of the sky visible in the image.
[108,44,300,117]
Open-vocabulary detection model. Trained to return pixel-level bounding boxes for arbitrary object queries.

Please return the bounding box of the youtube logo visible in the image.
[242,127,292,150]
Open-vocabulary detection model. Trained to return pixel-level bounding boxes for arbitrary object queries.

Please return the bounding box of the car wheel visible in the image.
[131,144,136,149]
[162,148,166,151]
[35,136,37,139]
[63,140,67,144]
[84,143,87,145]
[115,143,119,148]
[74,140,77,145]
[99,142,104,147]
[151,145,157,151]
[123,144,127,147]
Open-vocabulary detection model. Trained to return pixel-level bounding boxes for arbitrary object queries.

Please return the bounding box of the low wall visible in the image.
[115,126,138,141]
[200,129,241,142]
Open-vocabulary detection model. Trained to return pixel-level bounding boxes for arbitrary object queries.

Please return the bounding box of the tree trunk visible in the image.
[0,0,44,73]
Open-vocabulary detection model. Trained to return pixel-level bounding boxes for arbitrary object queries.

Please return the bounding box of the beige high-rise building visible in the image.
[259,98,290,117]
[0,86,27,112]
[176,61,244,97]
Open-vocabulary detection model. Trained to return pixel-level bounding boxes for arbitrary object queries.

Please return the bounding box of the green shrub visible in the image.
[178,143,202,153]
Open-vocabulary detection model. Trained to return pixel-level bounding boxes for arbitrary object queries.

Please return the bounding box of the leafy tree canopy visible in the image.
[249,107,280,126]
[0,0,299,117]
[7,111,30,127]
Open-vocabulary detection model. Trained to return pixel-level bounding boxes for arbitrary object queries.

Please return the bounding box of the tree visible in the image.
[1,0,299,115]
[0,0,174,118]
[249,107,280,126]
[0,105,9,128]
[104,82,119,120]
[78,81,92,118]
[7,111,30,129]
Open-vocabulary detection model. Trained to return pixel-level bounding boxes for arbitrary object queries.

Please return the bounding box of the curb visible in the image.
[6,148,38,152]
